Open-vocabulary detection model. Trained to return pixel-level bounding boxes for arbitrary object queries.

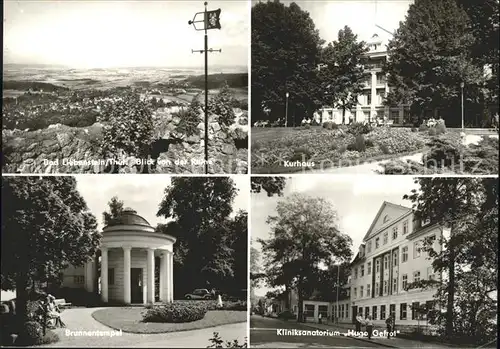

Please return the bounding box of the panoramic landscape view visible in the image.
[251,0,499,174]
[2,1,249,174]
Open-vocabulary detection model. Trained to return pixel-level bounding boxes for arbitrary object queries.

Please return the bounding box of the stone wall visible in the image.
[2,110,248,174]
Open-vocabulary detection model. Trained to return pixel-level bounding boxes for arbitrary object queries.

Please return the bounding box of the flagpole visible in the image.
[204,2,209,174]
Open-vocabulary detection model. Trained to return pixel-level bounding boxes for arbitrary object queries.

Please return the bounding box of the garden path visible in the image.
[38,307,246,348]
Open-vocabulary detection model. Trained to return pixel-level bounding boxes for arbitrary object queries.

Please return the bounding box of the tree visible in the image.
[102,196,125,226]
[252,1,324,125]
[251,177,287,197]
[1,177,100,325]
[384,0,486,126]
[156,178,241,296]
[403,178,498,340]
[259,193,352,322]
[320,26,369,124]
[208,82,235,129]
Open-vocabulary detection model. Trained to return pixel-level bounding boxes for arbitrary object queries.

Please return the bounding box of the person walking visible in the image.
[385,314,394,339]
[355,315,362,332]
[365,315,373,340]
[318,312,322,324]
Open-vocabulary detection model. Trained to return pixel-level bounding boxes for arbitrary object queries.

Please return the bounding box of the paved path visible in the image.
[39,307,246,348]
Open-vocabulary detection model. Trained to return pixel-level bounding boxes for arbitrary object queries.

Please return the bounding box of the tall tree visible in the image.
[384,0,486,126]
[102,196,125,226]
[251,177,287,197]
[403,178,497,338]
[259,193,352,322]
[320,26,369,124]
[1,177,100,325]
[156,178,240,296]
[252,1,324,125]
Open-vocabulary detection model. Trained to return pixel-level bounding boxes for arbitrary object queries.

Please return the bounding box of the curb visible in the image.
[301,323,398,348]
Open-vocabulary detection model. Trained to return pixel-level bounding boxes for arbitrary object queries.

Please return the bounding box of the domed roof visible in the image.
[105,208,152,228]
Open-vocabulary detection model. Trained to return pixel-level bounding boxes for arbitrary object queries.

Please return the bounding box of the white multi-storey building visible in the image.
[348,201,442,327]
[315,31,411,126]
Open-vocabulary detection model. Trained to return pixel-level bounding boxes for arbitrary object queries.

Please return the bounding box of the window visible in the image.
[411,302,420,320]
[425,301,435,319]
[390,110,399,122]
[373,305,378,320]
[360,286,364,298]
[427,267,435,280]
[367,93,372,106]
[414,241,422,258]
[392,226,398,240]
[375,259,380,272]
[341,304,344,318]
[414,271,421,283]
[354,268,358,279]
[403,221,408,234]
[354,288,357,299]
[402,246,408,262]
[361,265,365,277]
[359,307,363,317]
[367,284,371,297]
[305,304,315,318]
[367,262,371,275]
[74,275,84,284]
[375,237,380,249]
[381,305,386,320]
[383,280,388,294]
[393,277,398,293]
[384,255,389,269]
[393,251,398,266]
[367,241,372,253]
[319,305,328,320]
[365,307,370,317]
[108,268,115,285]
[400,303,407,320]
[346,304,349,318]
[402,274,408,290]
[375,283,379,297]
[383,231,388,244]
[390,304,396,319]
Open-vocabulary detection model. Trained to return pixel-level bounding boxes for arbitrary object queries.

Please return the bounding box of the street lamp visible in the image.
[336,264,340,324]
[460,82,465,130]
[285,92,289,128]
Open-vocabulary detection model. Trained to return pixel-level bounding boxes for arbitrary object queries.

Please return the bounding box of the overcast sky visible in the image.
[251,175,419,297]
[253,0,414,45]
[3,1,248,68]
[75,175,249,230]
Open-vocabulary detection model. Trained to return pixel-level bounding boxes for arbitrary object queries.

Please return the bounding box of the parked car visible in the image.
[184,289,213,300]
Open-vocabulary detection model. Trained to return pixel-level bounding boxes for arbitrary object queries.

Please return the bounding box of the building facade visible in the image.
[61,209,176,305]
[348,201,442,327]
[315,32,411,126]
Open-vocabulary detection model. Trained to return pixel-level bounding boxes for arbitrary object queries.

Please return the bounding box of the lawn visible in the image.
[251,125,432,173]
[91,307,247,334]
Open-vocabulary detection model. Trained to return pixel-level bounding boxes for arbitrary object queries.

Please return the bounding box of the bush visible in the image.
[424,138,463,169]
[289,148,312,162]
[142,302,207,323]
[304,124,311,129]
[17,321,43,346]
[411,127,418,132]
[428,128,437,136]
[435,120,446,135]
[278,310,296,321]
[322,121,338,130]
[208,332,247,348]
[365,138,374,148]
[174,99,202,137]
[347,122,372,135]
[419,123,428,132]
[100,93,155,157]
[347,134,367,152]
[208,82,235,129]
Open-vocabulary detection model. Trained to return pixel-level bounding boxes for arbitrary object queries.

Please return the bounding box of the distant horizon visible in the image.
[3,62,248,71]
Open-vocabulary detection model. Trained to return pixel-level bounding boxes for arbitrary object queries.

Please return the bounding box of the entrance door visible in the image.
[352,305,357,324]
[131,268,143,303]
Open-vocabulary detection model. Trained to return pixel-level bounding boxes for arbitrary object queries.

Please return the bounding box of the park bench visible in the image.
[54,298,72,309]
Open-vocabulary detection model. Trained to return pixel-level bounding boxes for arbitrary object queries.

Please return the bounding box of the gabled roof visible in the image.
[361,201,412,242]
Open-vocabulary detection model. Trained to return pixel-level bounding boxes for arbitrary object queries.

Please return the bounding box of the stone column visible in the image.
[169,252,174,302]
[160,252,168,302]
[101,248,108,303]
[123,246,131,304]
[371,71,377,119]
[147,248,155,304]
[85,259,94,292]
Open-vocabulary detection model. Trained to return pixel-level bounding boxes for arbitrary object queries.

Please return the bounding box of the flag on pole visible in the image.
[205,9,221,30]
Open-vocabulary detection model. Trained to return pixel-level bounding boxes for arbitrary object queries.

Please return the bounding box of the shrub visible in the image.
[174,99,202,137]
[17,321,43,346]
[381,160,428,174]
[365,138,374,148]
[100,93,155,157]
[208,82,235,129]
[322,121,330,128]
[208,332,248,348]
[419,123,428,132]
[278,310,296,321]
[289,148,312,162]
[435,120,446,135]
[428,128,437,136]
[347,122,372,135]
[322,121,338,130]
[424,138,463,169]
[304,124,311,129]
[347,134,367,152]
[411,127,418,132]
[142,302,207,323]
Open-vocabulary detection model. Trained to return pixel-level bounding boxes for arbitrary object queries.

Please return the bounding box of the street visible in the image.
[250,315,381,348]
